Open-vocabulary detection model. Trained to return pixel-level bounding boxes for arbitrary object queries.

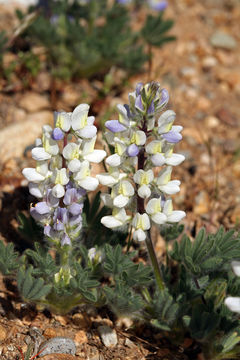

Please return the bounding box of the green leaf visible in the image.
[0,240,19,275]
[17,266,51,301]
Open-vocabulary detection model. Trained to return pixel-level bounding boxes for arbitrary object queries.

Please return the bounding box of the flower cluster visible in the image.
[99,82,185,241]
[225,261,240,313]
[22,104,106,246]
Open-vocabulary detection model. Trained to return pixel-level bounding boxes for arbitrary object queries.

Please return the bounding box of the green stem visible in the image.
[146,230,165,291]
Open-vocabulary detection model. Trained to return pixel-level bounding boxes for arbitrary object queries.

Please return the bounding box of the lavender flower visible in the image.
[23,103,106,247]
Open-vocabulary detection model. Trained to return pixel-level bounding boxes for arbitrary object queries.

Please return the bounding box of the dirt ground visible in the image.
[0,0,240,358]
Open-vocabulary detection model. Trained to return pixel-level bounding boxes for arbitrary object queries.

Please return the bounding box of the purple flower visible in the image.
[117,0,132,4]
[148,0,168,11]
[52,127,64,141]
[34,201,51,215]
[61,233,71,246]
[63,187,85,205]
[127,144,139,157]
[135,83,143,96]
[162,130,182,143]
[53,207,68,231]
[160,88,169,107]
[147,101,155,115]
[105,120,126,133]
[69,203,83,216]
[135,95,144,112]
[30,206,49,222]
[68,214,82,227]
[46,189,59,207]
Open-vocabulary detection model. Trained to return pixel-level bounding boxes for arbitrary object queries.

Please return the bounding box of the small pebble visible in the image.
[98,325,118,348]
[38,337,76,357]
[210,31,237,50]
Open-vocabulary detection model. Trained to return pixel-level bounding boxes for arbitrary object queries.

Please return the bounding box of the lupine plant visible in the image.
[1,83,240,359]
[99,81,185,290]
[14,0,174,80]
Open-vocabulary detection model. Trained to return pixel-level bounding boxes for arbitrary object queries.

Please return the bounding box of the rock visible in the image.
[216,69,240,89]
[74,330,88,345]
[197,96,211,111]
[0,111,53,163]
[40,355,76,360]
[88,350,105,360]
[202,56,217,70]
[125,338,136,349]
[18,92,50,112]
[0,324,7,341]
[179,66,197,79]
[210,31,237,50]
[38,337,76,357]
[43,327,59,338]
[98,325,118,348]
[72,313,91,329]
[205,116,219,128]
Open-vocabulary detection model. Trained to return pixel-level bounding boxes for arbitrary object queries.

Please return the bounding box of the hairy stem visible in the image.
[146,230,165,291]
[136,116,165,291]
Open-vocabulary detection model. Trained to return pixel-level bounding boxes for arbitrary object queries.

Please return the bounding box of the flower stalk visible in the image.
[100,81,185,291]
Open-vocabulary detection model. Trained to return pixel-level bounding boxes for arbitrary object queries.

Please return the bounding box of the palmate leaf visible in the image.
[189,304,220,340]
[122,262,152,287]
[104,281,144,317]
[160,223,184,242]
[25,242,58,278]
[141,14,175,47]
[104,244,135,276]
[17,266,52,301]
[0,240,19,275]
[149,289,179,331]
[70,263,100,303]
[170,227,240,276]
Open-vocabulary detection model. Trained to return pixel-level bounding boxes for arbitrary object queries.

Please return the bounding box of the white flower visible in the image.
[146,198,167,225]
[52,168,69,198]
[73,160,99,191]
[82,137,106,163]
[224,297,240,313]
[232,261,240,277]
[54,111,71,132]
[71,103,90,131]
[111,180,135,208]
[42,130,59,156]
[130,130,146,146]
[163,199,186,222]
[106,153,122,167]
[132,213,150,241]
[71,104,97,138]
[164,146,185,166]
[97,168,127,187]
[133,169,154,199]
[101,208,131,228]
[31,147,52,161]
[117,104,130,127]
[156,166,180,195]
[158,110,175,134]
[145,140,165,166]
